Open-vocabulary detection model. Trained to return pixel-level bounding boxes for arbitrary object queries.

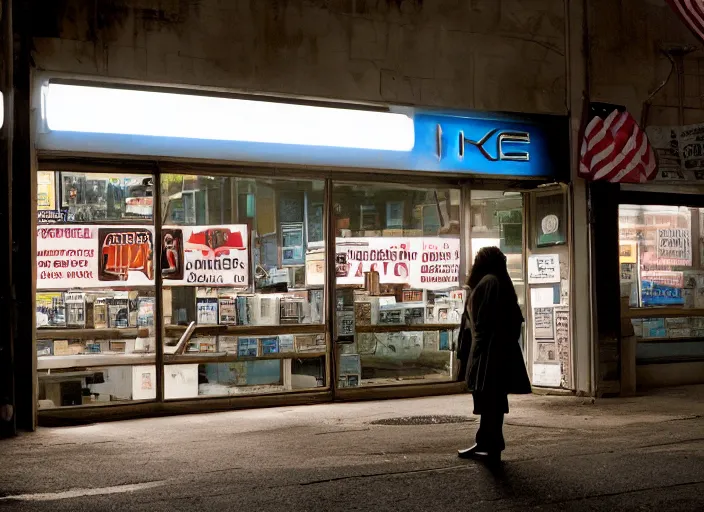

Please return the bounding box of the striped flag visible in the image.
[579,109,657,183]
[667,0,704,42]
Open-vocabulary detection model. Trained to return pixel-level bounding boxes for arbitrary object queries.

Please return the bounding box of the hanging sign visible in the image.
[161,225,249,286]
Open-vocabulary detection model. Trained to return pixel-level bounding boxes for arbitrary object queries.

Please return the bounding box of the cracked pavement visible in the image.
[1,385,703,511]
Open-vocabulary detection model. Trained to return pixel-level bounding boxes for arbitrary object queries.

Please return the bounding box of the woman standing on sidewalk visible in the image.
[457,246,531,463]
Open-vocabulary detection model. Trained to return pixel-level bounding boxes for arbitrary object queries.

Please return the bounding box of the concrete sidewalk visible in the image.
[1,386,703,511]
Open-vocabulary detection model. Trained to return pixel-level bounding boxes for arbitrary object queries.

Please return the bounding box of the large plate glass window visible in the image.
[35,171,156,408]
[332,183,462,388]
[160,174,327,398]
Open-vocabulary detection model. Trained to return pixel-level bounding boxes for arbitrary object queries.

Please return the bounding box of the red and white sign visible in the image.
[36,225,155,289]
[162,225,249,286]
[335,237,460,290]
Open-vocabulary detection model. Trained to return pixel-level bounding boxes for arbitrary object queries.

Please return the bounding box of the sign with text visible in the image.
[656,228,692,265]
[335,237,460,290]
[533,306,554,340]
[36,225,154,289]
[527,254,560,284]
[162,225,248,286]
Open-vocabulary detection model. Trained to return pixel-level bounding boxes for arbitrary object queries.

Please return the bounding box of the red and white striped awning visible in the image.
[667,0,704,42]
[579,109,656,183]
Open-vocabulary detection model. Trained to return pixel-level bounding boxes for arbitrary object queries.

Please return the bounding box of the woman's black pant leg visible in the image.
[476,413,505,452]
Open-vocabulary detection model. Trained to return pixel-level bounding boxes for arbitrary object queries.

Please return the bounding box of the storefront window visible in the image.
[619,205,694,309]
[332,183,462,388]
[160,174,327,398]
[36,171,156,408]
[620,204,704,361]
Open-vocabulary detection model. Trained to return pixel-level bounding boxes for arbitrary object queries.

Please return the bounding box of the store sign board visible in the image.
[335,237,460,290]
[161,225,249,287]
[36,225,154,289]
[38,102,568,181]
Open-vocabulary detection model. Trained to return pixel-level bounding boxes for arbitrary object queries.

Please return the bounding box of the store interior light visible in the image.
[0,91,4,130]
[44,84,415,152]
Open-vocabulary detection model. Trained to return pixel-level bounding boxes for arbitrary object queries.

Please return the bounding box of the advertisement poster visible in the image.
[37,171,56,211]
[656,228,692,265]
[647,123,704,181]
[162,225,249,287]
[335,237,460,290]
[98,228,154,283]
[37,225,155,289]
[533,307,555,339]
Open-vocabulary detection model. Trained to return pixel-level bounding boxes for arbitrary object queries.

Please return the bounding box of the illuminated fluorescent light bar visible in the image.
[0,91,4,130]
[44,84,415,152]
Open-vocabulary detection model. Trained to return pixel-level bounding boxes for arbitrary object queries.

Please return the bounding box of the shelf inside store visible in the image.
[354,323,460,333]
[636,336,704,344]
[164,351,328,365]
[623,307,704,319]
[165,324,326,336]
[37,328,141,340]
[37,353,157,370]
[37,350,327,370]
[37,325,327,340]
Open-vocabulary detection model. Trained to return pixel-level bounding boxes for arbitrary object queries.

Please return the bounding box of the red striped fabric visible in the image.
[579,110,657,183]
[667,0,704,42]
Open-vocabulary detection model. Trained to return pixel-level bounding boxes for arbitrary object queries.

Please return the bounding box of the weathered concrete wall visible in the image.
[588,0,704,125]
[31,0,567,114]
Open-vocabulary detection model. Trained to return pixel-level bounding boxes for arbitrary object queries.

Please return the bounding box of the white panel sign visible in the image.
[532,363,561,387]
[527,254,560,284]
[36,225,155,289]
[336,237,460,290]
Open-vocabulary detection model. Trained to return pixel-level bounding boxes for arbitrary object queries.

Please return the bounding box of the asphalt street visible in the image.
[1,386,703,511]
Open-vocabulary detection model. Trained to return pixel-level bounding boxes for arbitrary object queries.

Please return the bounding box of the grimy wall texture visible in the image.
[31,0,568,114]
[588,0,703,126]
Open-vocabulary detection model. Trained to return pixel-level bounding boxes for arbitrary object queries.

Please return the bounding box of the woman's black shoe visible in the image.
[457,444,488,459]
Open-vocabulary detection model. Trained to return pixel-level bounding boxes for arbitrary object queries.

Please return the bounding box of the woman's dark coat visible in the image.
[457,274,531,401]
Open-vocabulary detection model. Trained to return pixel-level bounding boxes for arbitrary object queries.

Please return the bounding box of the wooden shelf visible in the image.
[37,328,141,340]
[354,323,460,333]
[164,351,327,365]
[37,325,327,340]
[37,353,156,370]
[623,307,704,319]
[637,337,704,344]
[165,324,326,336]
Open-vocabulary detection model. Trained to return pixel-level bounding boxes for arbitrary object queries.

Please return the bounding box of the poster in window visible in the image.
[656,228,692,266]
[161,228,184,280]
[533,306,554,339]
[98,228,154,283]
[281,222,305,266]
[535,191,567,247]
[36,225,155,289]
[619,242,638,264]
[37,171,56,211]
[161,225,248,286]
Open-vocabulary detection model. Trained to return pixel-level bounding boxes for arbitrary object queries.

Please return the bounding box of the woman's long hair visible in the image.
[468,246,522,321]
